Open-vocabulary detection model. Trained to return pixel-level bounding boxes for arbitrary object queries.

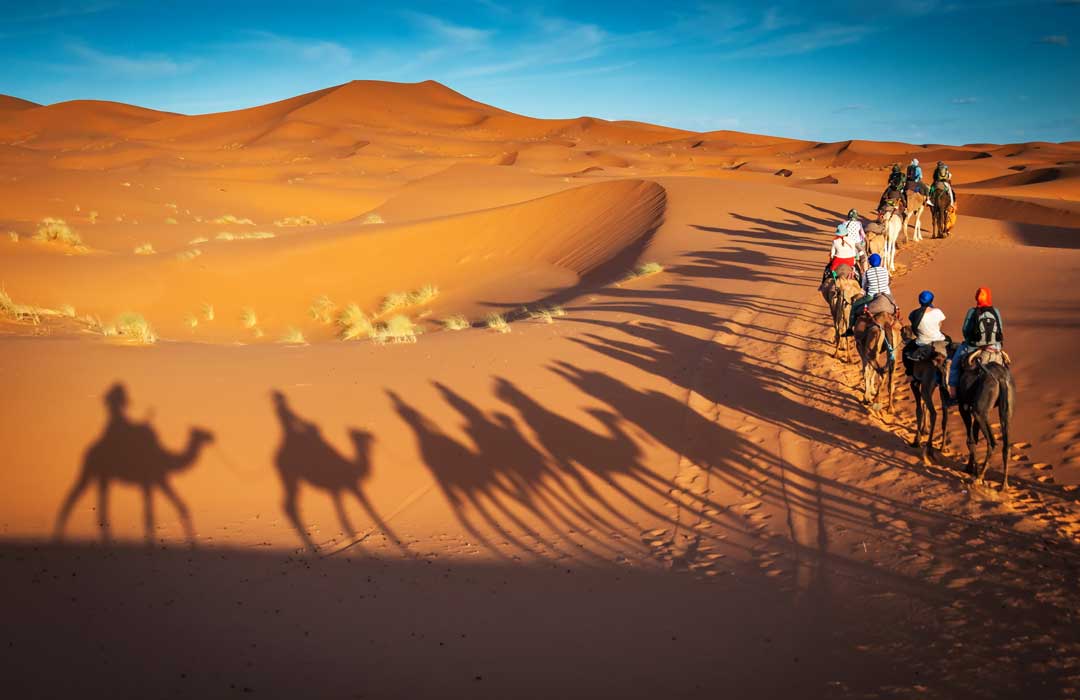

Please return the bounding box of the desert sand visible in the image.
[1,80,1079,698]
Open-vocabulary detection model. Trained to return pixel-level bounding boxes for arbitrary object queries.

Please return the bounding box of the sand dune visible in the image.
[2,79,1080,698]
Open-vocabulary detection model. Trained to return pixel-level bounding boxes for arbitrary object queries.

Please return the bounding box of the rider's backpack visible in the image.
[972,308,1002,346]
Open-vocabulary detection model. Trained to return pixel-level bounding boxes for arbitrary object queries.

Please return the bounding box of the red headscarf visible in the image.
[975,287,992,308]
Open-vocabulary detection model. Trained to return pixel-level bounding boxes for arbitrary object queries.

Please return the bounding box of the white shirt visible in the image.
[915,307,947,345]
[830,236,858,259]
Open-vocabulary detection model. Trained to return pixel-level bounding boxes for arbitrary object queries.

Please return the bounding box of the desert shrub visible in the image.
[58,304,75,318]
[34,218,83,247]
[240,308,258,329]
[372,315,421,344]
[310,295,336,324]
[184,314,199,329]
[133,242,156,255]
[115,313,157,344]
[212,215,255,226]
[201,303,215,321]
[274,216,318,227]
[338,304,373,340]
[188,236,209,245]
[216,231,274,241]
[486,313,510,334]
[622,262,663,283]
[442,315,470,331]
[408,284,439,306]
[379,291,410,315]
[361,212,384,225]
[281,327,306,344]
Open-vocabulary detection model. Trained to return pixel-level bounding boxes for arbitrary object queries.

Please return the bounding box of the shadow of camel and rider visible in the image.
[54,382,215,545]
[271,390,404,553]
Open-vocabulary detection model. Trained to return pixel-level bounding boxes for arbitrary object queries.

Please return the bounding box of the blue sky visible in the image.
[1,0,1078,144]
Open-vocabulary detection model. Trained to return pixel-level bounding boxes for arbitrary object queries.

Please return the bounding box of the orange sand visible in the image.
[1,80,1079,698]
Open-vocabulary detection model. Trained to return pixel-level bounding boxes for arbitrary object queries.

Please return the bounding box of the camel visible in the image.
[820,267,862,362]
[901,331,952,466]
[930,186,955,238]
[957,353,1016,489]
[853,310,901,412]
[272,391,401,552]
[880,206,904,272]
[54,383,214,545]
[904,189,927,243]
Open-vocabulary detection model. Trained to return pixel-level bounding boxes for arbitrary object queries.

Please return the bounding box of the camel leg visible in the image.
[1000,403,1011,491]
[97,476,111,544]
[351,486,407,553]
[923,387,937,465]
[959,408,976,476]
[886,359,896,413]
[911,381,924,448]
[331,490,356,538]
[974,412,995,483]
[938,379,949,456]
[142,484,155,546]
[54,470,92,541]
[159,480,195,546]
[281,479,317,552]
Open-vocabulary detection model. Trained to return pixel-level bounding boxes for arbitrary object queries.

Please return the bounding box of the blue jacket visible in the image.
[906,164,922,181]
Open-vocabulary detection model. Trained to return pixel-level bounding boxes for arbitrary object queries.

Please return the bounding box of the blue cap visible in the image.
[918,290,934,306]
[869,253,882,267]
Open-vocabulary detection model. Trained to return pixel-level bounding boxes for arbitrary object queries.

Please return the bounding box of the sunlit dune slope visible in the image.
[0,179,665,340]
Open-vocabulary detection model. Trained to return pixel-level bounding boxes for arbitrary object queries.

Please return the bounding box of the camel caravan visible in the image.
[820,161,1016,490]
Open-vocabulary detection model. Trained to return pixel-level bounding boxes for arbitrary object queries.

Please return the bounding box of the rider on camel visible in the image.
[879,165,906,211]
[839,208,865,255]
[947,286,1004,403]
[846,253,893,332]
[903,158,924,206]
[902,290,948,376]
[928,160,955,208]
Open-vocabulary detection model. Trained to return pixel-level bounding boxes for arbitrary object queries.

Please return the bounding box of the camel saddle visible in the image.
[966,345,1011,369]
[865,293,898,317]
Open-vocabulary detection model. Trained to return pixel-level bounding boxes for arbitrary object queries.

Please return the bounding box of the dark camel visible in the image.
[901,332,952,465]
[272,391,401,552]
[957,358,1016,489]
[930,187,954,239]
[54,383,213,545]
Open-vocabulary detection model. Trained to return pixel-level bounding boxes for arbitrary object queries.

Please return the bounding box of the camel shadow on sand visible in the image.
[271,390,404,553]
[54,382,214,545]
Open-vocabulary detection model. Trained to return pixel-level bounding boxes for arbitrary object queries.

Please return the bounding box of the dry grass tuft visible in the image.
[133,242,156,255]
[485,313,510,334]
[372,315,421,344]
[527,305,566,324]
[337,304,373,340]
[442,315,471,331]
[212,215,255,226]
[34,218,83,247]
[240,308,258,329]
[88,211,98,224]
[165,217,178,225]
[361,212,384,225]
[620,262,664,284]
[274,216,318,227]
[176,248,202,261]
[201,303,215,321]
[188,236,209,245]
[309,295,336,324]
[281,327,306,345]
[184,314,199,329]
[115,313,157,344]
[216,231,274,241]
[58,304,76,318]
[379,291,411,315]
[8,231,18,242]
[408,284,439,306]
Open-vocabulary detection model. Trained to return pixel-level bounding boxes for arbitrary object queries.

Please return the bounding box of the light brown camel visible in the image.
[821,267,862,362]
[930,186,955,238]
[853,311,901,412]
[54,383,214,544]
[904,190,927,243]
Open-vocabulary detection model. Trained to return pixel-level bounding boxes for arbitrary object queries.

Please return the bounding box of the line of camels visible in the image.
[819,188,1015,490]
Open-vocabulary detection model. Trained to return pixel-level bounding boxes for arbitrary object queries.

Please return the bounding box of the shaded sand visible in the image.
[1,81,1080,698]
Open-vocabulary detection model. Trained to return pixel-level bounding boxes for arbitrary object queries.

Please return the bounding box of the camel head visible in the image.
[190,427,215,445]
[347,428,374,451]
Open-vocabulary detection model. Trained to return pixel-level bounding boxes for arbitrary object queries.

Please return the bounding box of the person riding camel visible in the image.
[839,208,865,256]
[903,158,924,206]
[928,160,955,208]
[846,253,895,332]
[947,286,1004,403]
[822,223,861,287]
[879,165,907,211]
[902,290,949,376]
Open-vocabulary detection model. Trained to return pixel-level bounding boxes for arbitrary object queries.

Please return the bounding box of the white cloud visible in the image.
[403,11,493,45]
[235,31,354,67]
[67,42,195,77]
[1037,35,1068,46]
